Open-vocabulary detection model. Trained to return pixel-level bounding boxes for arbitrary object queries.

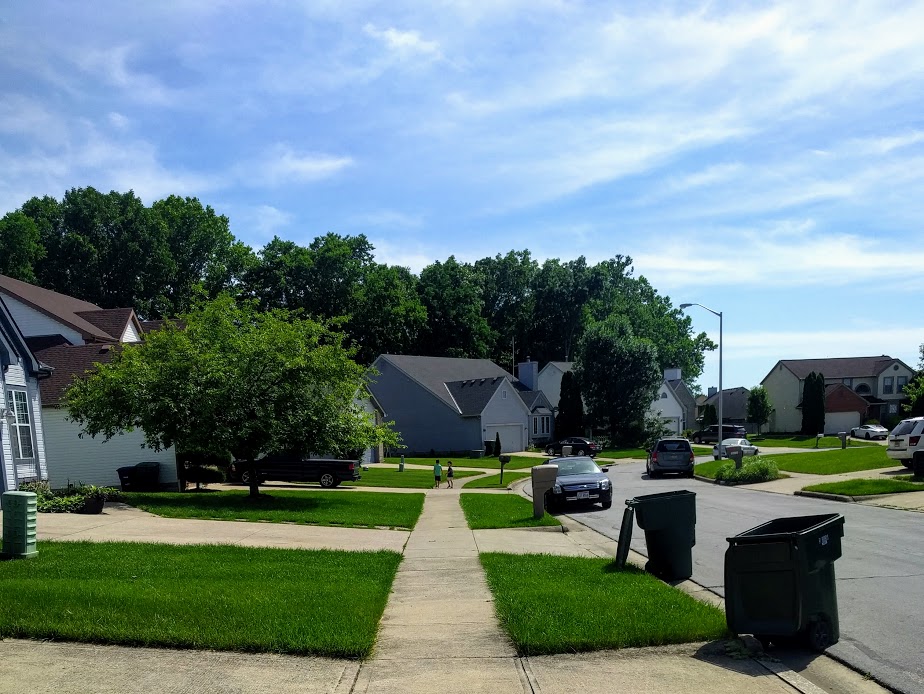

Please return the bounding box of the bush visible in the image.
[714,458,781,485]
[682,429,695,440]
[184,464,226,490]
[17,480,121,512]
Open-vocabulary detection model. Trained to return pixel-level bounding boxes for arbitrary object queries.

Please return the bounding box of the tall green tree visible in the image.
[903,343,924,417]
[554,369,584,438]
[473,250,538,366]
[27,187,173,316]
[800,372,826,435]
[747,385,773,435]
[573,316,662,445]
[526,257,595,363]
[417,256,492,358]
[347,264,427,364]
[63,295,398,498]
[0,212,45,281]
[701,403,717,427]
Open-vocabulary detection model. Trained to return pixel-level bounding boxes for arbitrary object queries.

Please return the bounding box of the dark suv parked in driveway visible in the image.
[228,453,361,487]
[689,424,746,444]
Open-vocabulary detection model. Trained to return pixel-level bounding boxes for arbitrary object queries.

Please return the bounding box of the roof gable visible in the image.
[0,295,45,377]
[28,341,118,405]
[76,308,139,342]
[539,361,573,375]
[376,354,513,411]
[0,274,116,342]
[766,356,910,382]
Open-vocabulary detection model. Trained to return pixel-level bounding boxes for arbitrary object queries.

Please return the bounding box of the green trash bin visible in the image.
[627,490,696,581]
[725,513,844,651]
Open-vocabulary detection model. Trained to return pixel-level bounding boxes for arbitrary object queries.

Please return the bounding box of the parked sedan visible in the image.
[544,437,600,457]
[712,438,760,460]
[850,424,889,440]
[544,456,612,511]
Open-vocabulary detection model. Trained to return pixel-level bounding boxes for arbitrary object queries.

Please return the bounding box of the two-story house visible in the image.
[761,356,915,434]
[0,275,177,489]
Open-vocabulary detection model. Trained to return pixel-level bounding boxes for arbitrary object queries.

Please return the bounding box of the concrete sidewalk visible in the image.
[0,489,891,694]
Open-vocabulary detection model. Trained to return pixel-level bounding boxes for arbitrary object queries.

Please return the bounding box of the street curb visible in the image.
[794,490,858,502]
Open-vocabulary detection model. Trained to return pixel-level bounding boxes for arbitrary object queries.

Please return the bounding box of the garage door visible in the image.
[825,412,861,435]
[485,425,524,454]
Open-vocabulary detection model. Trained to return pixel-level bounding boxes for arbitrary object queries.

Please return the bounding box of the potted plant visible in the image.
[73,485,108,514]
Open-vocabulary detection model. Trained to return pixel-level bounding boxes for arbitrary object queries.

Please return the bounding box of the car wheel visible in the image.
[576,448,587,455]
[240,469,254,485]
[320,473,336,488]
[693,436,701,444]
[601,498,612,510]
[546,446,555,455]
[865,432,871,440]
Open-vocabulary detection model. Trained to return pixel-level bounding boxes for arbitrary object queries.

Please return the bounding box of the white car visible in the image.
[713,437,760,460]
[850,423,889,440]
[886,417,924,469]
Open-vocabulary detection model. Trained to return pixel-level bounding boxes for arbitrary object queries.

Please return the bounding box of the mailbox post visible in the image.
[726,444,743,470]
[531,464,558,519]
[837,432,848,449]
[399,455,405,472]
[499,454,510,485]
[561,445,572,456]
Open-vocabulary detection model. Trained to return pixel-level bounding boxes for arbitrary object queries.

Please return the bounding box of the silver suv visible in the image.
[646,437,695,478]
[886,417,924,469]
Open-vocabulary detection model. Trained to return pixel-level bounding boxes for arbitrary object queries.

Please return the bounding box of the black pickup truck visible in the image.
[228,453,362,487]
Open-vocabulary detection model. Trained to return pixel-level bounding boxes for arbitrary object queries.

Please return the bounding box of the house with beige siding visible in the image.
[761,356,914,434]
[0,275,176,489]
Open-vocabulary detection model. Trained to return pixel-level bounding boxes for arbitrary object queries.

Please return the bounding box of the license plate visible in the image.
[577,491,590,499]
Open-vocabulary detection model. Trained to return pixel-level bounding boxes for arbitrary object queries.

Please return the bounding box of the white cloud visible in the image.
[726,327,924,363]
[253,145,354,185]
[363,24,441,59]
[352,209,423,229]
[74,44,177,106]
[369,237,437,273]
[251,205,293,236]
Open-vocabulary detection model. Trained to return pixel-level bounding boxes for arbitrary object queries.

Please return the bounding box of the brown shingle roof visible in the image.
[0,274,114,342]
[76,308,135,341]
[30,342,118,406]
[779,356,899,380]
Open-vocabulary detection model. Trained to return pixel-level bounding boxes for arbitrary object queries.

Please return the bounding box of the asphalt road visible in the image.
[547,461,924,694]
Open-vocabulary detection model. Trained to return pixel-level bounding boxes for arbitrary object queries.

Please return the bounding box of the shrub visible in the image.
[682,429,695,440]
[16,480,121,512]
[714,458,780,485]
[184,465,226,489]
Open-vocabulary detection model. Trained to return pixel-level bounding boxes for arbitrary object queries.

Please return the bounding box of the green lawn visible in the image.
[459,493,560,529]
[598,448,648,459]
[763,447,897,475]
[462,471,532,489]
[384,455,541,471]
[802,478,924,496]
[347,466,480,489]
[693,458,727,479]
[0,541,400,658]
[124,490,424,529]
[480,553,728,655]
[749,435,878,449]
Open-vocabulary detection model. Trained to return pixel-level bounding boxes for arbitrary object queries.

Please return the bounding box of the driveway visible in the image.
[528,461,924,694]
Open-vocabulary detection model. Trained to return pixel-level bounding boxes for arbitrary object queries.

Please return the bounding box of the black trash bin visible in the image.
[117,462,161,492]
[627,490,696,581]
[725,513,844,651]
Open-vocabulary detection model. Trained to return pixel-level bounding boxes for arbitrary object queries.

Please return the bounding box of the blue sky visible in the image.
[2,1,923,391]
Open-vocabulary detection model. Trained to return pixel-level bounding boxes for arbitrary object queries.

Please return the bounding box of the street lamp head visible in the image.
[679,303,692,309]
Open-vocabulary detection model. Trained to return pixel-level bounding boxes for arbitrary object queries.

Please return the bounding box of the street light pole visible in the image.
[680,303,723,448]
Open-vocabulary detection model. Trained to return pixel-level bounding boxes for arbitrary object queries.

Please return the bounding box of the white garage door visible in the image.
[485,425,524,454]
[825,412,861,435]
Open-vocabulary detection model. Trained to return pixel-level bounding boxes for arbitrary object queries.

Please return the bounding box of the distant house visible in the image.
[649,368,697,434]
[0,275,177,489]
[367,354,554,455]
[0,295,50,493]
[761,356,914,434]
[537,361,573,411]
[700,386,752,432]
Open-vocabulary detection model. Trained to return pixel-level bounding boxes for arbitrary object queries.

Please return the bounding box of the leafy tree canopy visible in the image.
[63,295,399,497]
[746,385,773,435]
[0,211,44,282]
[417,256,493,358]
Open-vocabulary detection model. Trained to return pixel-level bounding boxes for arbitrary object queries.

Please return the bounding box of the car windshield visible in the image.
[556,458,601,476]
[720,438,746,446]
[657,440,690,452]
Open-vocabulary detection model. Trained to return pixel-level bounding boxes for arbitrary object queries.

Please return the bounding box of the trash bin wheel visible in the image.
[806,615,834,652]
[754,634,773,650]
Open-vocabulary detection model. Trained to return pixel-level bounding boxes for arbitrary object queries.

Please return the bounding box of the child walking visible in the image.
[446,461,454,488]
[433,459,442,488]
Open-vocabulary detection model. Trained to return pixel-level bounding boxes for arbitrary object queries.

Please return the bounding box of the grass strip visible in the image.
[0,541,400,658]
[384,455,540,470]
[462,471,532,489]
[802,478,924,496]
[348,466,480,489]
[598,448,648,459]
[748,435,878,448]
[763,447,897,475]
[459,493,560,529]
[124,489,424,529]
[480,553,728,655]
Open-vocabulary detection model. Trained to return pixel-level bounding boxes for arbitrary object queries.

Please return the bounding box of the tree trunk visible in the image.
[247,458,260,499]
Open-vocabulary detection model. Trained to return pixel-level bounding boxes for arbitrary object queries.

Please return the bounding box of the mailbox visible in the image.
[837,432,847,449]
[531,464,559,519]
[561,445,572,456]
[725,444,744,469]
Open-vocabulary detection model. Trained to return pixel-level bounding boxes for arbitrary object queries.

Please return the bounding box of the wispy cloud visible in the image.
[363,24,441,60]
[252,145,354,186]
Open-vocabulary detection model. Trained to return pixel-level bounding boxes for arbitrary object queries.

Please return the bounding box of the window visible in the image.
[542,416,550,434]
[889,404,898,414]
[898,376,908,392]
[660,392,667,399]
[533,417,538,435]
[842,378,853,387]
[855,383,871,395]
[6,389,34,460]
[883,376,894,395]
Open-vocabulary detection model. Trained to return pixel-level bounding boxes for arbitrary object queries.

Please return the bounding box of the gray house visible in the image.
[368,355,554,455]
